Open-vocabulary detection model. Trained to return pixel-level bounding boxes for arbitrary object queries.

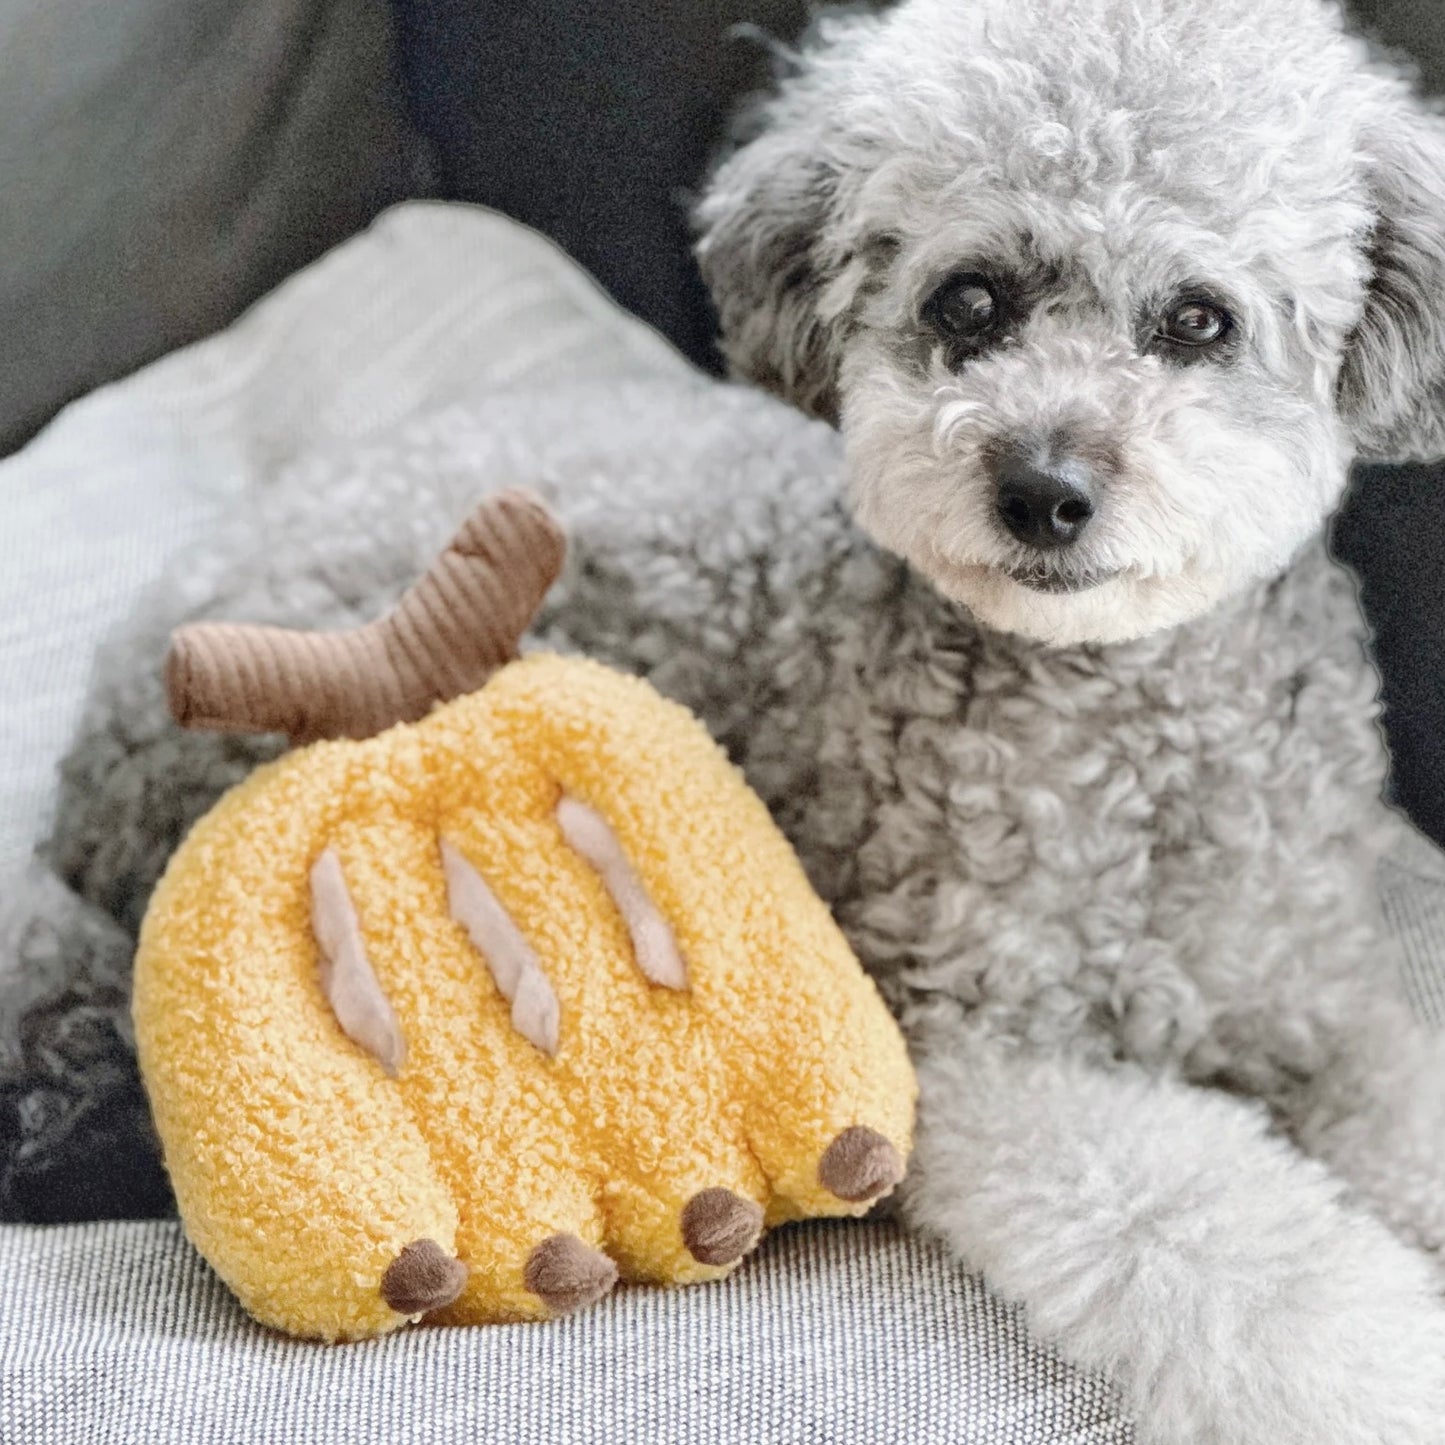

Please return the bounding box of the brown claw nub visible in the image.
[681,1188,765,1267]
[524,1233,618,1316]
[380,1239,469,1316]
[818,1126,905,1204]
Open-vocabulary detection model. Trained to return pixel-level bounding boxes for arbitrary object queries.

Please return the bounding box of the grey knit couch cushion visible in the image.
[0,1221,1134,1445]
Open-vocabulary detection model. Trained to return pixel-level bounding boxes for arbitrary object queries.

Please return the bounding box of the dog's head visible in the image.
[696,0,1445,644]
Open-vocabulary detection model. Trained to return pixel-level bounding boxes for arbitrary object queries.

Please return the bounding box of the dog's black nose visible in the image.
[993,452,1095,548]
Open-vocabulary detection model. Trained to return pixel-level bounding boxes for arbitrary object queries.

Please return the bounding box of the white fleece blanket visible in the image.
[0,202,686,891]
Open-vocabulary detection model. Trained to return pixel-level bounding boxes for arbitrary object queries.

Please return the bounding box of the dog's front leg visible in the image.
[904,1037,1445,1445]
[1286,996,1445,1264]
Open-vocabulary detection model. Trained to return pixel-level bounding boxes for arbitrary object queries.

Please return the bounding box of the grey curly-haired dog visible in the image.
[8,0,1445,1440]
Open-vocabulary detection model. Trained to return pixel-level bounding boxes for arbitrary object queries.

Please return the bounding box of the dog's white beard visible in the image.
[904,561,1225,647]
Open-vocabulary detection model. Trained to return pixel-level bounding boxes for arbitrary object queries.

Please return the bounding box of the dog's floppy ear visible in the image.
[694,121,848,424]
[1339,104,1445,462]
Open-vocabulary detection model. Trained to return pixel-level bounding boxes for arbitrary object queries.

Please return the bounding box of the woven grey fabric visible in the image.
[0,1220,1131,1445]
[1381,839,1445,1027]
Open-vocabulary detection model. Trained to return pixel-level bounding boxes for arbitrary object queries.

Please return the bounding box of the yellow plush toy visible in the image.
[134,492,916,1342]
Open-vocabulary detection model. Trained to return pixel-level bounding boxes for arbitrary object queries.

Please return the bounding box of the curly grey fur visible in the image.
[6,1,1445,1439]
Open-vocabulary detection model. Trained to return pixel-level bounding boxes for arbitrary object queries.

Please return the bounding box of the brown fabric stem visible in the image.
[166,489,566,743]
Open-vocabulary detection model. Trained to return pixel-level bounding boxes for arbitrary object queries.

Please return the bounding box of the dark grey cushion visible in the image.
[1334,471,1445,847]
[0,0,430,453]
[1333,0,1445,847]
[1352,0,1445,84]
[391,0,813,372]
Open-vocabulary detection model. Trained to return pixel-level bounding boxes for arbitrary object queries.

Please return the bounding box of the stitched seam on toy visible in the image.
[555,794,690,991]
[310,847,409,1075]
[440,837,562,1057]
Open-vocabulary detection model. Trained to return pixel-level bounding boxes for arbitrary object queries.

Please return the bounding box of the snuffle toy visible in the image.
[134,491,916,1341]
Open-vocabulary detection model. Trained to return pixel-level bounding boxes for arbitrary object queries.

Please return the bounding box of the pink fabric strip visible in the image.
[441,838,561,1056]
[556,795,688,991]
[309,848,408,1075]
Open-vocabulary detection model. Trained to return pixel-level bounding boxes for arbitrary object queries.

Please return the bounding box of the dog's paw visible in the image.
[907,1044,1445,1445]
[1132,1221,1445,1445]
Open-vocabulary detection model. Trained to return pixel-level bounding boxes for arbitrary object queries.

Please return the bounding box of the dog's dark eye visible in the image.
[1163,301,1231,348]
[926,274,1000,340]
